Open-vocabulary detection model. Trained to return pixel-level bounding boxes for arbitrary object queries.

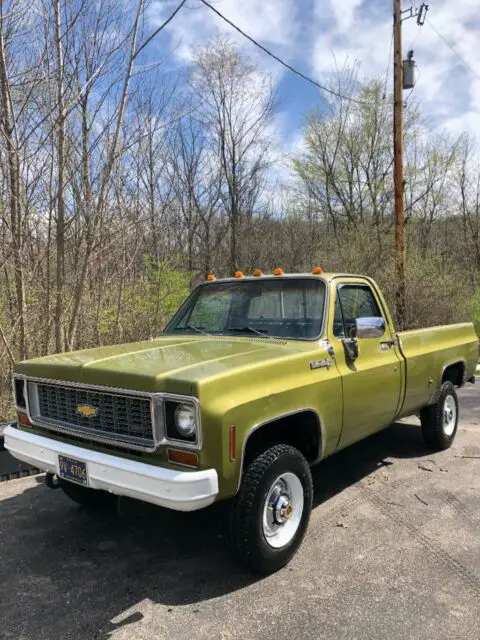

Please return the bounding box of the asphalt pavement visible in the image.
[0,385,479,640]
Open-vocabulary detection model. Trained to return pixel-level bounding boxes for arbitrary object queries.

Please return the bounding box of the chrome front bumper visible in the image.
[4,426,218,512]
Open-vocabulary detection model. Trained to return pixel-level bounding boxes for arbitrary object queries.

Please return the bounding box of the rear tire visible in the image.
[59,479,114,508]
[229,444,313,575]
[420,381,459,451]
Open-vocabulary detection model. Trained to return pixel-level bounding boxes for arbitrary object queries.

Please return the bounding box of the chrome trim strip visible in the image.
[13,374,202,452]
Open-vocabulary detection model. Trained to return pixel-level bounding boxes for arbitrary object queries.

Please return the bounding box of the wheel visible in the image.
[59,478,114,507]
[420,381,459,451]
[229,444,313,575]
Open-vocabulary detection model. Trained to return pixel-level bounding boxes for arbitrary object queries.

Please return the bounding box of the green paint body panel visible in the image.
[14,274,478,501]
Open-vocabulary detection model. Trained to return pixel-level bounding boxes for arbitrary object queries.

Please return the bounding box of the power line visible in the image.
[406,21,422,54]
[426,18,480,82]
[198,0,369,106]
[134,0,188,59]
[382,27,394,100]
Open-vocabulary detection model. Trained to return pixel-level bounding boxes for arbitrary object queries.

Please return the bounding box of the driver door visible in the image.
[330,280,403,448]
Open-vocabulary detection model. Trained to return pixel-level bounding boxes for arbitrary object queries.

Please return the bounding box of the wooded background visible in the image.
[1,0,479,418]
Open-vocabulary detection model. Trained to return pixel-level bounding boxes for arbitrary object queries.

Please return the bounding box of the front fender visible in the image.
[198,361,342,499]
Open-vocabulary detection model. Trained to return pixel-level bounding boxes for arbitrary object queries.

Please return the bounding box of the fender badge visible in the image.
[310,359,332,370]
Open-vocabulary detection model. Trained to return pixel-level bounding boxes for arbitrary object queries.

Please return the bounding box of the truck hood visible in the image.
[15,336,305,394]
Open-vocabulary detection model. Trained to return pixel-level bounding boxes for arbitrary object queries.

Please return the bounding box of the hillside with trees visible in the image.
[1,0,479,418]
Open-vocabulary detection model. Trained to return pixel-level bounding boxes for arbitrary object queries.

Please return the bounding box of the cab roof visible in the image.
[203,272,366,284]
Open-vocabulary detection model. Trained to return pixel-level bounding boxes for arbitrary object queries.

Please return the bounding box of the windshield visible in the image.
[164,278,326,340]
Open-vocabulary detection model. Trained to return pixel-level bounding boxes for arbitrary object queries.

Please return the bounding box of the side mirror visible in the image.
[356,317,385,340]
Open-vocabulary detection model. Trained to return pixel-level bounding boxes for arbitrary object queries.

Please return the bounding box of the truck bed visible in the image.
[397,323,478,418]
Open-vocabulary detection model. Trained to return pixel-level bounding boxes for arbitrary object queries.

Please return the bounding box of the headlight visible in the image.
[174,403,197,438]
[164,400,199,443]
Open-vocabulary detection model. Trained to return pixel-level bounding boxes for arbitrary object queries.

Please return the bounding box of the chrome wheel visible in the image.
[262,472,304,549]
[443,394,457,436]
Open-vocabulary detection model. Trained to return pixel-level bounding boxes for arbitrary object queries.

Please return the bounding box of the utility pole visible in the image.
[392,0,428,330]
[393,0,406,330]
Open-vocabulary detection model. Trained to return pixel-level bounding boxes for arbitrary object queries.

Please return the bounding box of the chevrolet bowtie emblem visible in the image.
[76,404,98,418]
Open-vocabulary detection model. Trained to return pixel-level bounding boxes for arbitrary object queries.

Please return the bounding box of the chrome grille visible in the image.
[35,383,153,447]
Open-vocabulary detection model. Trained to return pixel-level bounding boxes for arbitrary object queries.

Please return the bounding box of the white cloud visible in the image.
[312,0,480,141]
[146,0,480,144]
[147,0,299,66]
[329,0,363,33]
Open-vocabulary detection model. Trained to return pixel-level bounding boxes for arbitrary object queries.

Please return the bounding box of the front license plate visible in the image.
[58,455,88,486]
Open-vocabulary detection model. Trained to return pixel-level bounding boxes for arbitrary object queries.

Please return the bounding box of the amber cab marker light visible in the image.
[273,267,284,276]
[167,449,198,468]
[253,268,263,277]
[229,425,236,462]
[17,412,31,426]
[234,270,244,278]
[206,273,216,281]
[312,266,324,275]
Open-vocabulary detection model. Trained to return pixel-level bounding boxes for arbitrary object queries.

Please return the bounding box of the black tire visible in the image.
[59,478,114,508]
[229,444,313,575]
[420,381,459,451]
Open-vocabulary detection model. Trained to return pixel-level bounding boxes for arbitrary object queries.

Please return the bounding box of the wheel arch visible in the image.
[428,360,465,406]
[441,360,466,387]
[236,408,324,493]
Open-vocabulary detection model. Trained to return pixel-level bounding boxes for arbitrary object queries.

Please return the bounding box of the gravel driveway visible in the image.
[1,384,479,640]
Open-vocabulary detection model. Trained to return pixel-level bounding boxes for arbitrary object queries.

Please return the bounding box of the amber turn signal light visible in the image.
[206,273,216,281]
[229,425,236,462]
[252,269,263,277]
[167,449,198,468]
[312,266,324,275]
[234,270,244,278]
[273,267,284,276]
[17,412,31,426]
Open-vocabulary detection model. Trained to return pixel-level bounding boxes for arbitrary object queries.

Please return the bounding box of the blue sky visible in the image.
[145,0,480,149]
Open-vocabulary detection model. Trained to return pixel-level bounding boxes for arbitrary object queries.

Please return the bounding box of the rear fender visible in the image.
[428,359,466,405]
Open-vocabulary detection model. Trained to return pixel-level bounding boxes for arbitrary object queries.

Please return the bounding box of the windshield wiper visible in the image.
[173,324,210,336]
[230,326,272,339]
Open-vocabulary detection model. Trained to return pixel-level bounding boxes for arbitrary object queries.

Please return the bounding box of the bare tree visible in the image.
[0,1,28,358]
[191,37,275,271]
[1,24,480,420]
[456,135,480,282]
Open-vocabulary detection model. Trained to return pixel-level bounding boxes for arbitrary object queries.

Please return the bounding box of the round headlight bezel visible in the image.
[173,403,197,439]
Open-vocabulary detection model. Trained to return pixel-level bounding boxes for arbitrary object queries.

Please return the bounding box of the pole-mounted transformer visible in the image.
[403,50,417,90]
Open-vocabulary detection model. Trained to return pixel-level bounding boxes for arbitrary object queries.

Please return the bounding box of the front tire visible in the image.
[59,479,114,508]
[229,444,313,575]
[420,381,459,451]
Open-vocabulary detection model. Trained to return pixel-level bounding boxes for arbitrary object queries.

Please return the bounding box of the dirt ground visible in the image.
[0,384,479,640]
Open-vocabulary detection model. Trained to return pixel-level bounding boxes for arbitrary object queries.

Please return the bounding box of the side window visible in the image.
[336,285,382,338]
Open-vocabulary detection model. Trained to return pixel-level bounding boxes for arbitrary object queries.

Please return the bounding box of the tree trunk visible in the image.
[0,12,27,359]
[53,0,66,352]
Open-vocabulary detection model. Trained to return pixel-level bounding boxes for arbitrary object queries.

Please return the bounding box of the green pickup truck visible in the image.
[5,271,478,574]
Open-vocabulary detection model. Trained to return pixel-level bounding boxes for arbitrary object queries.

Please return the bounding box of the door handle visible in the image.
[380,340,395,350]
